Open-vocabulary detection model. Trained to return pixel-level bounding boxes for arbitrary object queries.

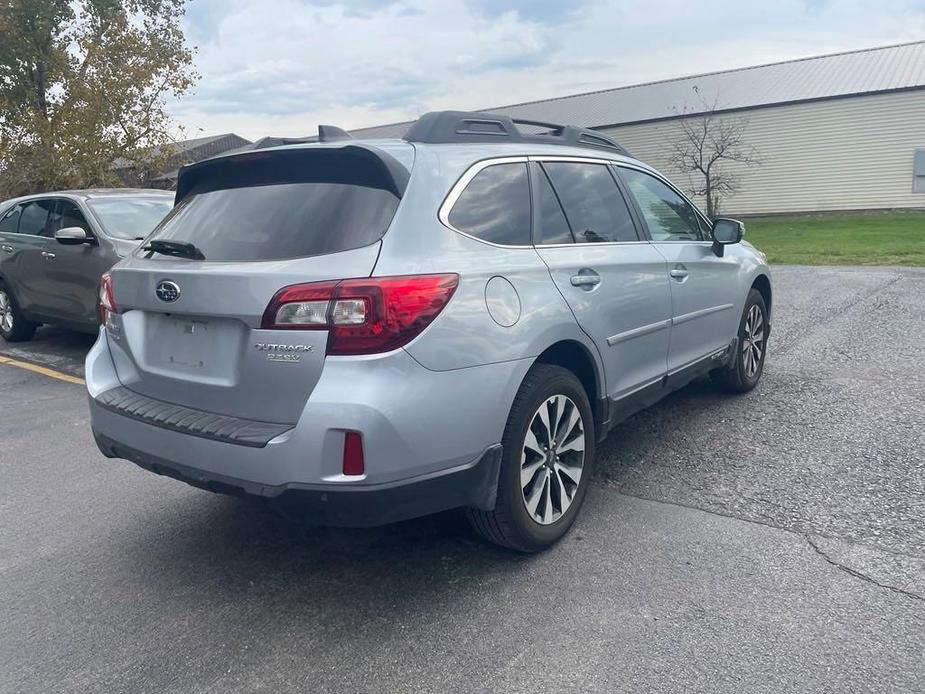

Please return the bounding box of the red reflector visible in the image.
[343,431,365,476]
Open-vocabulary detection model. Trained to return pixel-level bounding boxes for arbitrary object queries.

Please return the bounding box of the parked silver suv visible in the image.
[86,112,772,551]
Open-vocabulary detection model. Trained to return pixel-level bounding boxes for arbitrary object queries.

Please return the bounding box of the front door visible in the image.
[41,199,111,326]
[618,166,740,373]
[531,160,672,400]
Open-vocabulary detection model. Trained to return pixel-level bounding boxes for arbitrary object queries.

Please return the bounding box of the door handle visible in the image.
[1,244,12,254]
[669,265,688,280]
[41,251,56,259]
[570,273,601,288]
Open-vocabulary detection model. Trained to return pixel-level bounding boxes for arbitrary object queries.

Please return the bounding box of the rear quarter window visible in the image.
[446,162,531,246]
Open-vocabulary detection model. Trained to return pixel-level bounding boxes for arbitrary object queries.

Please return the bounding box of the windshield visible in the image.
[86,197,174,240]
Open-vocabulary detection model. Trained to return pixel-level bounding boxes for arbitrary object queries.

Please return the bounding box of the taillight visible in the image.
[261,274,458,355]
[98,273,118,324]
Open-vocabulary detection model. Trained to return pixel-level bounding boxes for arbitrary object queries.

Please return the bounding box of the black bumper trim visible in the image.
[93,432,503,528]
[94,386,294,448]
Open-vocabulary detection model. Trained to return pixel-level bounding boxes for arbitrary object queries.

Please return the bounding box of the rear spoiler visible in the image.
[174,144,411,204]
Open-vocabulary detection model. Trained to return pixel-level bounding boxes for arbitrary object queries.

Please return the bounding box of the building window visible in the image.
[915,149,925,194]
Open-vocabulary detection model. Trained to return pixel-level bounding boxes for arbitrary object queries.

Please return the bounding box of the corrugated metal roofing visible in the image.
[351,41,925,138]
[112,133,252,170]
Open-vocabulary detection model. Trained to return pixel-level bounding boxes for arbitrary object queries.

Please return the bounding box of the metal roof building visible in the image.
[354,41,925,215]
[113,133,252,188]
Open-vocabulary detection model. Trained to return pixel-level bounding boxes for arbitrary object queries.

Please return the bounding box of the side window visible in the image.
[0,205,23,234]
[534,166,573,245]
[447,162,531,245]
[620,168,703,241]
[17,200,55,237]
[543,162,638,243]
[52,201,91,234]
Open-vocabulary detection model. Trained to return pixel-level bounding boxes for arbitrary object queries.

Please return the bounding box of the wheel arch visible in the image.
[534,339,606,435]
[750,273,772,330]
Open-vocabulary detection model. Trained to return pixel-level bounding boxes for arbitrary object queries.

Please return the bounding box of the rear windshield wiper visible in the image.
[142,239,206,260]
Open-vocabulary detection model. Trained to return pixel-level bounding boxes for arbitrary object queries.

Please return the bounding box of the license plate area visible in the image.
[141,313,245,384]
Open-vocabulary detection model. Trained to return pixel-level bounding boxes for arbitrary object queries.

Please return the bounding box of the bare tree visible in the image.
[667,87,760,218]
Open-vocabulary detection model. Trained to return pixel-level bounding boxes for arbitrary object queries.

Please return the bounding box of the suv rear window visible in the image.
[147,148,404,262]
[149,183,398,262]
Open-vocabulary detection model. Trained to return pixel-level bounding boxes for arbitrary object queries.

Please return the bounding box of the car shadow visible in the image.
[593,375,754,486]
[124,487,528,571]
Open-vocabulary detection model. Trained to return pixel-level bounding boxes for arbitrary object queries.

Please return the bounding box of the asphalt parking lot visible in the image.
[1,265,924,693]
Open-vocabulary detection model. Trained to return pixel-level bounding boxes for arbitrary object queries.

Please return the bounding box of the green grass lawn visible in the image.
[743,210,925,266]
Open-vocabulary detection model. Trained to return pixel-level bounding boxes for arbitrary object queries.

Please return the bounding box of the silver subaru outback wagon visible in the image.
[86,111,771,551]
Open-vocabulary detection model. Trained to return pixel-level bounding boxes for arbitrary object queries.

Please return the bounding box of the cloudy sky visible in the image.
[172,0,925,141]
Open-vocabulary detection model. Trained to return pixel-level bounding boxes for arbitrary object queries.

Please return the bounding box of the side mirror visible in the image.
[55,226,95,245]
[710,218,744,257]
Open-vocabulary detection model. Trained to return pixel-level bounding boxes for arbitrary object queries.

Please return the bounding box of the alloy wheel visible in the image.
[0,291,13,333]
[520,394,585,525]
[742,304,765,378]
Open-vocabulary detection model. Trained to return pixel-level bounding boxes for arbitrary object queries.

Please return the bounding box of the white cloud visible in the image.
[171,0,925,140]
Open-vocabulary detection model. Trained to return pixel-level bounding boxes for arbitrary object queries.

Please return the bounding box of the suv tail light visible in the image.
[98,273,118,324]
[261,274,459,355]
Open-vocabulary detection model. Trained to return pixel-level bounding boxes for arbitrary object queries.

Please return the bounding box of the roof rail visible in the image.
[403,110,630,156]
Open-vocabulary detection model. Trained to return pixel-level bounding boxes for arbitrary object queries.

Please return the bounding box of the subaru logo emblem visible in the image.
[155,280,181,303]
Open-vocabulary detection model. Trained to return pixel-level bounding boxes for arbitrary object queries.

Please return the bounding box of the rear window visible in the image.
[147,147,406,262]
[148,183,399,262]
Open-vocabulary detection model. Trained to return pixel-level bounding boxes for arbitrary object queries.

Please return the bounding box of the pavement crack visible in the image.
[774,273,903,357]
[613,488,791,535]
[805,535,923,602]
[611,487,925,562]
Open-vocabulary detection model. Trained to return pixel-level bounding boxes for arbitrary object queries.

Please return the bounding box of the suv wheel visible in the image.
[712,288,767,393]
[467,364,594,552]
[0,283,37,343]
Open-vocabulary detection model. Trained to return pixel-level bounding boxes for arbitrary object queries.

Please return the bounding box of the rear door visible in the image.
[0,199,57,315]
[618,166,740,373]
[41,199,113,326]
[104,145,411,424]
[532,160,672,400]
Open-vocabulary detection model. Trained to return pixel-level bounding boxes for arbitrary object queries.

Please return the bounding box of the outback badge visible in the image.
[254,342,313,363]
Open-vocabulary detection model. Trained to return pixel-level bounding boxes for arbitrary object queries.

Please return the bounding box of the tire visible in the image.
[0,282,37,343]
[712,288,768,393]
[467,364,595,552]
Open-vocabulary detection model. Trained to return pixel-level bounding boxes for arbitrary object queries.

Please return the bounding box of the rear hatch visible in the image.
[103,143,413,424]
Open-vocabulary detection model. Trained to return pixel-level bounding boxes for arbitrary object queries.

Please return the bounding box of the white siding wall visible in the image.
[601,90,925,215]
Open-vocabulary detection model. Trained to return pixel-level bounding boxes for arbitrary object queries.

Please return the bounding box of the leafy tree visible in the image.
[667,87,760,218]
[0,0,197,197]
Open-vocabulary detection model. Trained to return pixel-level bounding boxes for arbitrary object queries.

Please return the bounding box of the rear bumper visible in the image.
[94,431,502,527]
[86,329,530,524]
